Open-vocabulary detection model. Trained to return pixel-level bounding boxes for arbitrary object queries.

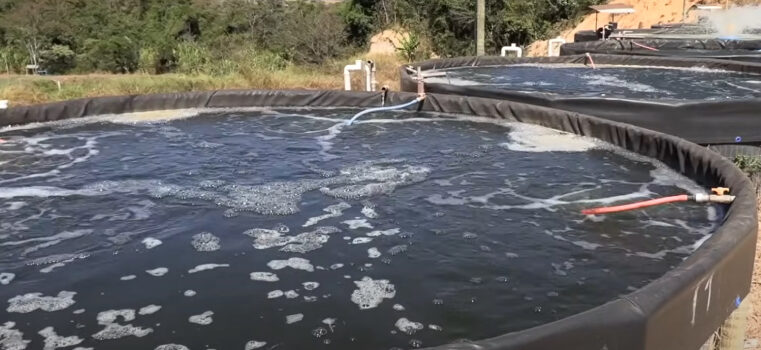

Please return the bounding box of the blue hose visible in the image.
[346,97,424,126]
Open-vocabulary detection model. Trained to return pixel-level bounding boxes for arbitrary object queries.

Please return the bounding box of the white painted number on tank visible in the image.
[691,273,714,326]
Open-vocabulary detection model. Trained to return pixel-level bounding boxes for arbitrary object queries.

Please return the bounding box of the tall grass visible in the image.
[0,53,403,106]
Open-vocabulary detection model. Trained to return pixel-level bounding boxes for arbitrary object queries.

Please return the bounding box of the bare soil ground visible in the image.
[744,202,761,349]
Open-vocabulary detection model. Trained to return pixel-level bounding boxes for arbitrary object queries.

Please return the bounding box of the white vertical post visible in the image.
[548,37,567,57]
[476,0,485,56]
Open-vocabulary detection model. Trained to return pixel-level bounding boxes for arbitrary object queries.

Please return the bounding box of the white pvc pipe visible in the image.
[548,37,567,57]
[344,60,364,91]
[0,100,7,109]
[363,60,373,92]
[500,43,523,57]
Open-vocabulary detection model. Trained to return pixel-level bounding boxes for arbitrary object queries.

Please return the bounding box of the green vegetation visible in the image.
[0,0,604,105]
[0,0,604,76]
[734,155,761,176]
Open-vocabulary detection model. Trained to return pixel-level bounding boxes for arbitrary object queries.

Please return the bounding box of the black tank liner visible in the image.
[399,55,761,152]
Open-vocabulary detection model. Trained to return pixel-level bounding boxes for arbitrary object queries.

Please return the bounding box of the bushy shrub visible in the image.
[40,45,76,74]
[78,37,139,73]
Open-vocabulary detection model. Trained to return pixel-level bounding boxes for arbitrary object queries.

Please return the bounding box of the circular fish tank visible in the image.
[401,55,761,155]
[560,37,761,63]
[0,91,755,350]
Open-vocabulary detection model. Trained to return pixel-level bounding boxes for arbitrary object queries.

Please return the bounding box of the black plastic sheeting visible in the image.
[0,90,757,350]
[560,39,761,63]
[399,54,761,149]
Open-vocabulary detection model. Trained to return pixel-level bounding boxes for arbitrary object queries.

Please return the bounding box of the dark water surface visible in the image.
[0,109,719,350]
[426,64,761,101]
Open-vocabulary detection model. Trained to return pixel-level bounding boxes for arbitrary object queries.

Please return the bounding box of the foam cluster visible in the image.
[191,232,221,252]
[188,264,229,274]
[246,226,338,254]
[188,311,214,325]
[250,272,279,282]
[7,291,76,313]
[92,309,153,340]
[0,322,29,350]
[267,258,314,272]
[394,318,424,335]
[351,277,396,310]
[38,327,83,350]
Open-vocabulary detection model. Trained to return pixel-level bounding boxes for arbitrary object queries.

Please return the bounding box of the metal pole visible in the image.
[682,0,687,22]
[476,0,485,56]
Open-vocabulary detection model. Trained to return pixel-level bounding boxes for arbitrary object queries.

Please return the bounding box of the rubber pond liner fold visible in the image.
[399,54,761,153]
[0,90,756,350]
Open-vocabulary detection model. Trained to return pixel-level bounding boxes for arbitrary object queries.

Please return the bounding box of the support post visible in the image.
[715,297,750,350]
[476,0,485,56]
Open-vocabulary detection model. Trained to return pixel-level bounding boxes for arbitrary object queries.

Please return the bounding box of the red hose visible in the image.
[631,41,659,51]
[581,194,690,215]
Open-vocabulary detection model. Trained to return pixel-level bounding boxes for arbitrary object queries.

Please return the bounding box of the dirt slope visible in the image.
[527,0,704,56]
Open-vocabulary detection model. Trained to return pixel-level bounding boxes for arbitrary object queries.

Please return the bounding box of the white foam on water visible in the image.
[184,290,196,297]
[97,309,135,324]
[351,237,373,244]
[343,219,373,230]
[246,226,337,253]
[267,290,284,299]
[188,263,229,274]
[0,186,94,199]
[191,232,221,252]
[120,275,136,281]
[267,258,314,272]
[316,123,344,160]
[0,272,15,285]
[72,309,85,314]
[285,290,299,299]
[6,202,26,211]
[649,167,704,195]
[93,309,153,340]
[72,348,92,350]
[0,161,429,217]
[387,245,408,256]
[395,318,424,335]
[330,263,344,270]
[582,73,664,94]
[303,282,320,291]
[366,228,400,237]
[0,322,29,350]
[155,344,190,350]
[367,248,381,259]
[138,305,162,315]
[188,311,214,325]
[38,327,83,350]
[361,205,379,219]
[351,277,396,310]
[393,304,406,311]
[141,238,162,249]
[250,272,279,282]
[39,262,67,274]
[303,202,351,227]
[245,341,267,350]
[499,123,598,153]
[0,229,92,256]
[286,313,304,324]
[146,267,168,277]
[429,324,443,331]
[7,291,76,313]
